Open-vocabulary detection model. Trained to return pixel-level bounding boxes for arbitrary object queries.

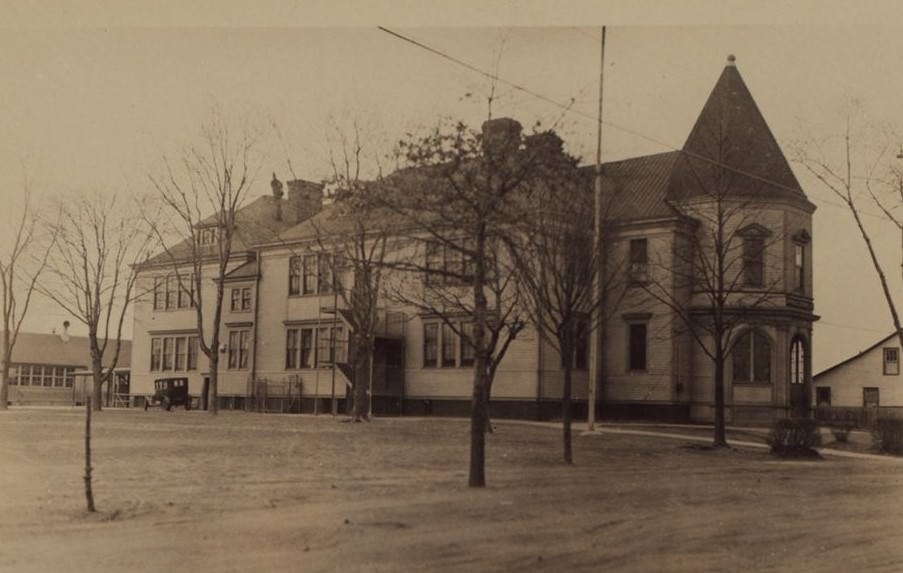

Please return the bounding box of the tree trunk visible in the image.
[468,225,489,488]
[469,363,488,487]
[712,343,727,448]
[208,354,219,415]
[562,360,574,464]
[91,354,104,412]
[352,335,371,421]
[83,398,96,512]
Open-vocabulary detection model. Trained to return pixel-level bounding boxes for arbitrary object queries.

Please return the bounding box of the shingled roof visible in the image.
[143,194,320,267]
[668,55,806,204]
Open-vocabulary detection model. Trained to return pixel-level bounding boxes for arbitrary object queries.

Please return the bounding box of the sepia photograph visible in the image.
[1,2,903,571]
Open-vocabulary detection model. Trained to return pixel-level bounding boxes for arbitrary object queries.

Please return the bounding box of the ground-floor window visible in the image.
[790,336,807,384]
[423,319,474,369]
[628,323,647,372]
[228,329,251,370]
[285,325,346,369]
[150,334,199,372]
[732,329,771,383]
[9,364,76,388]
[816,386,831,407]
[864,387,880,408]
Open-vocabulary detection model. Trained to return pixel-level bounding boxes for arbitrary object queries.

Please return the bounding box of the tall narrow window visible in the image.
[883,347,900,375]
[317,326,332,366]
[441,323,457,367]
[423,323,439,368]
[318,255,334,294]
[732,330,772,383]
[794,244,805,292]
[228,330,250,370]
[300,328,314,368]
[628,323,647,371]
[286,329,299,369]
[460,322,475,367]
[150,338,162,371]
[303,255,318,295]
[629,238,648,284]
[743,238,765,287]
[162,337,174,370]
[289,256,301,295]
[153,277,164,310]
[187,336,199,370]
[175,337,187,371]
[790,337,806,385]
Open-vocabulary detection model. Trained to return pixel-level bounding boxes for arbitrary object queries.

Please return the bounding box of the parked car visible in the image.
[145,377,193,411]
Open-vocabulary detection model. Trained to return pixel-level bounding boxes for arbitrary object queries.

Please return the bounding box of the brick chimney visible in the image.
[286,179,324,224]
[481,117,522,158]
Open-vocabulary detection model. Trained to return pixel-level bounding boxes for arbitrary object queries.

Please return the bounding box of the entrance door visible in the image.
[789,336,810,417]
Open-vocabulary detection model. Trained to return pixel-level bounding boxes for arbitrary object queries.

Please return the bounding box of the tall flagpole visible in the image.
[588,26,606,431]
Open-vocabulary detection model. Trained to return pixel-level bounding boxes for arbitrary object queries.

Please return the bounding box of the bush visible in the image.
[871,418,903,455]
[767,418,821,457]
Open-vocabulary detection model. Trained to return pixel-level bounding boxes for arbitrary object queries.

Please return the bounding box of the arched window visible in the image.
[790,336,807,385]
[732,329,772,383]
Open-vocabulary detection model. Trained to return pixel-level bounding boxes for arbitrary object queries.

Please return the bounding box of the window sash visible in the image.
[743,238,765,287]
[423,323,438,368]
[884,348,900,375]
[289,256,302,295]
[460,322,475,367]
[441,323,456,367]
[628,323,647,371]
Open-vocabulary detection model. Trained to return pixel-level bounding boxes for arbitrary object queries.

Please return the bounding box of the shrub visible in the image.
[767,418,821,457]
[871,418,903,455]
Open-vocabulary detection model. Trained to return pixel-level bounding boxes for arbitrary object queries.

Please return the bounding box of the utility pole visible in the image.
[588,26,606,431]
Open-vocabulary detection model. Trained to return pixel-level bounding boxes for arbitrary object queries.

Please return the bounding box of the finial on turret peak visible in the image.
[726,54,736,67]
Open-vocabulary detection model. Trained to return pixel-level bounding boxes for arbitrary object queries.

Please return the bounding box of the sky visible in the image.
[3,2,903,372]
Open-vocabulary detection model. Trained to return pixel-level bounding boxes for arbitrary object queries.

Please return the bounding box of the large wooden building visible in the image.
[129,57,816,424]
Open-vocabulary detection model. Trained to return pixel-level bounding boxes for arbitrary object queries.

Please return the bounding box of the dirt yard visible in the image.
[1,408,902,573]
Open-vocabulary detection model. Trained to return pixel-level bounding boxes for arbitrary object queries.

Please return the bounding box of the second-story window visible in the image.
[742,237,765,287]
[153,274,194,310]
[629,238,648,285]
[230,287,252,312]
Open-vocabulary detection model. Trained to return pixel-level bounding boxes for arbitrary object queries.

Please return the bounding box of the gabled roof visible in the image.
[143,195,310,267]
[814,332,897,379]
[223,260,259,281]
[0,331,132,369]
[668,56,807,205]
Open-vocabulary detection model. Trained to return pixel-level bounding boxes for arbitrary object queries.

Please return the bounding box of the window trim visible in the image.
[150,334,200,372]
[883,347,900,376]
[732,329,773,384]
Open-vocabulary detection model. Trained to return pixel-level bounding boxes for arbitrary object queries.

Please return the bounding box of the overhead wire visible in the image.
[378,26,900,222]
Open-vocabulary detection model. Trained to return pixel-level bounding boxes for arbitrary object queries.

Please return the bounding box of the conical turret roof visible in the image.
[668,55,806,204]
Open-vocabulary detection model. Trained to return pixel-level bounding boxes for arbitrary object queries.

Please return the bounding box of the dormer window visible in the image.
[198,227,217,246]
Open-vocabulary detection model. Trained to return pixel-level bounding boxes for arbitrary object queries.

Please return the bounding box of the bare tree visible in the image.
[794,118,903,349]
[503,136,618,463]
[147,115,262,415]
[40,191,152,411]
[372,118,576,486]
[0,184,53,410]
